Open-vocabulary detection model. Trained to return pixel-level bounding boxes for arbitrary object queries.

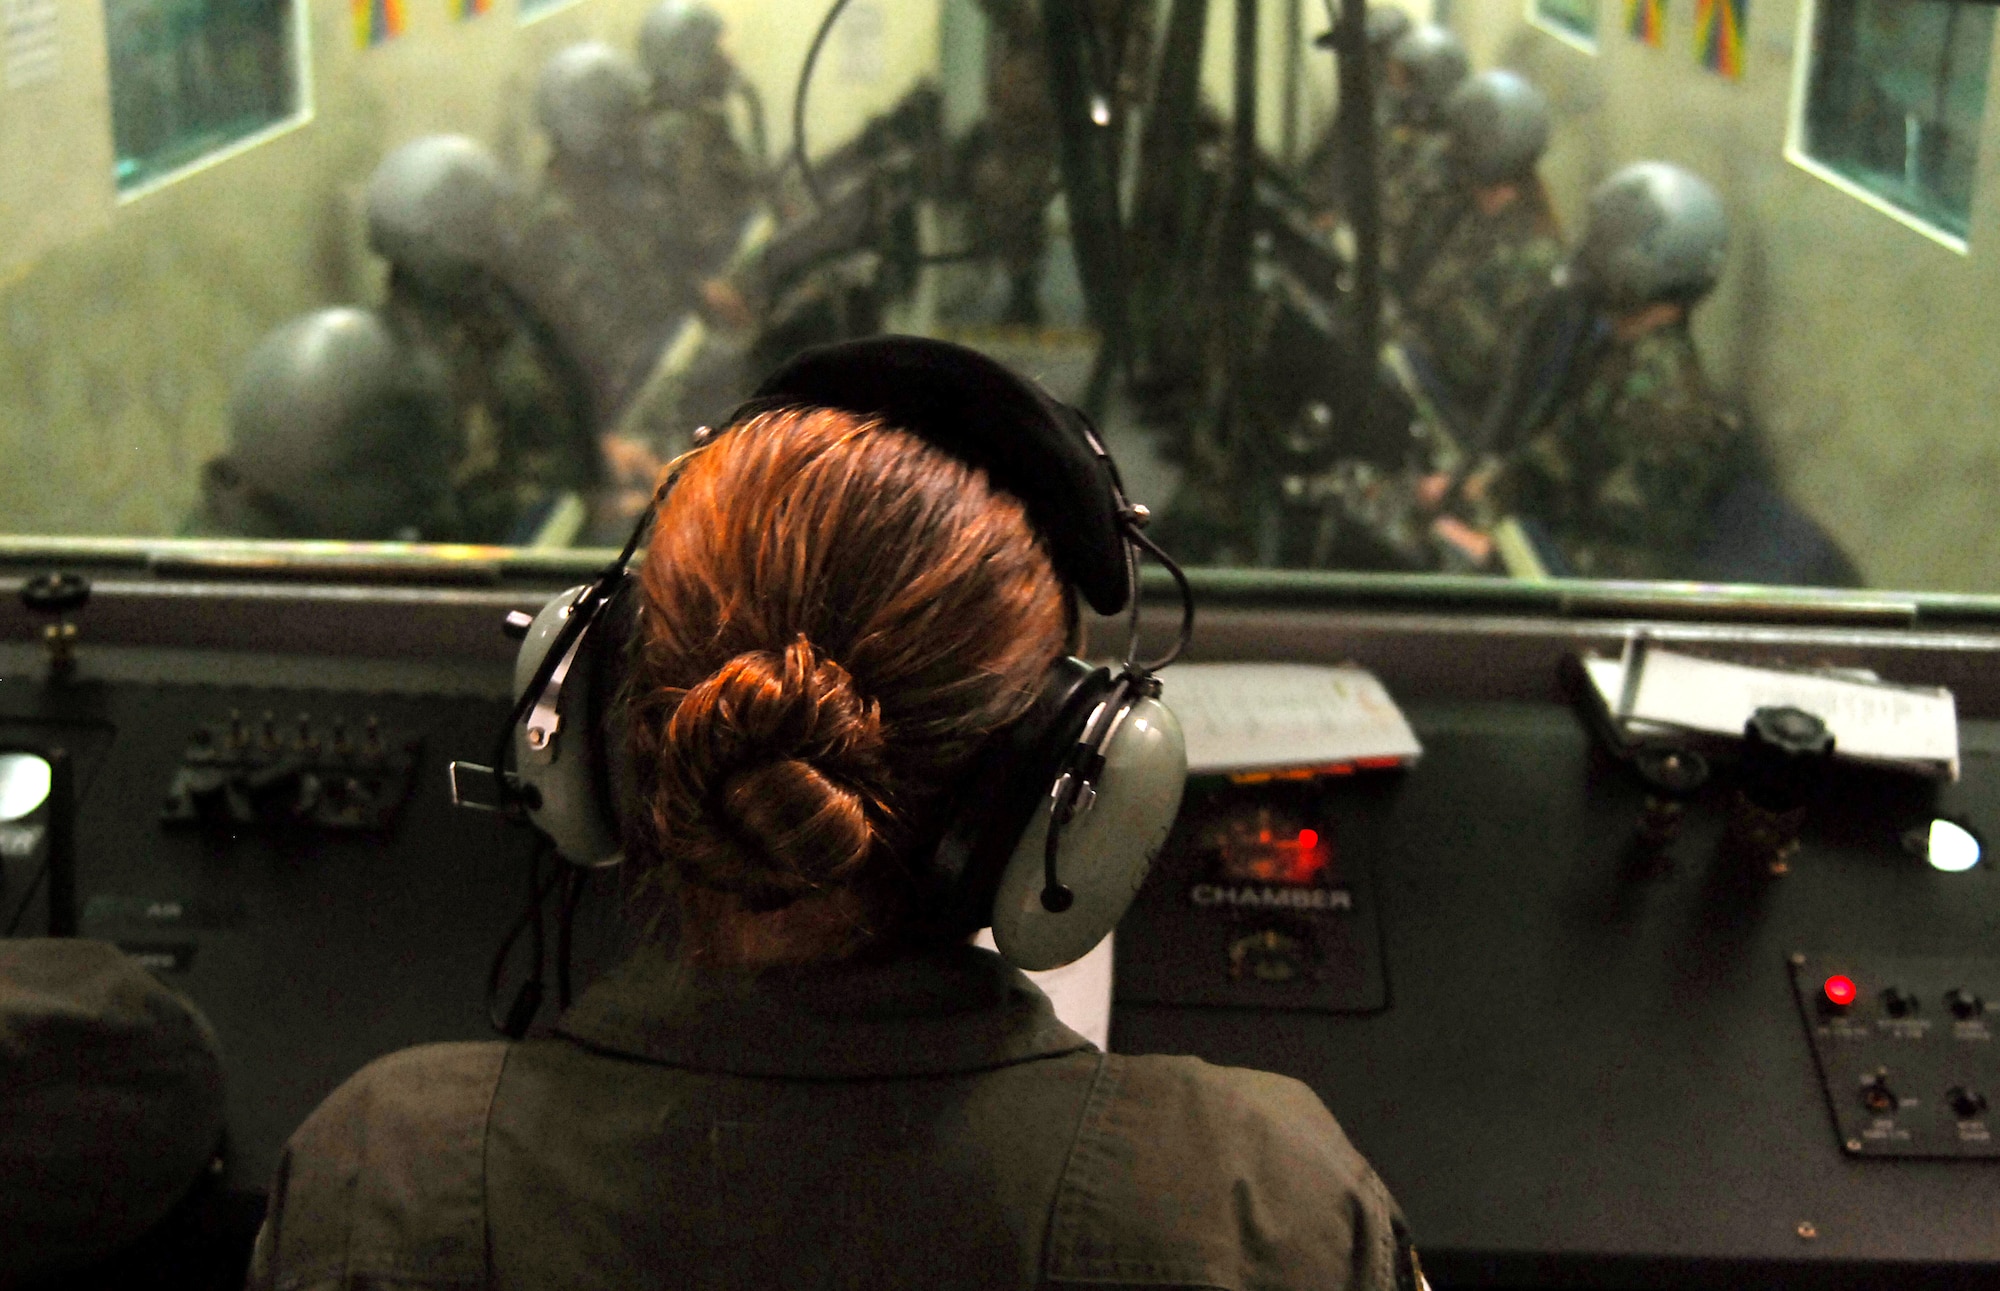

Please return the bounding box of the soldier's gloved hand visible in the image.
[699,277,754,330]
[1430,515,1495,570]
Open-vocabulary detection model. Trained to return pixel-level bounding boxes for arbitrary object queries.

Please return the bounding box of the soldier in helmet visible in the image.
[1298,4,1414,210]
[366,134,599,544]
[190,308,457,540]
[1375,24,1469,282]
[1392,70,1561,426]
[513,42,689,431]
[636,1,761,281]
[958,0,1152,326]
[1465,162,1748,579]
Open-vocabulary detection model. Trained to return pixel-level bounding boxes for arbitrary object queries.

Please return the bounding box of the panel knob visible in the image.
[1946,988,1986,1020]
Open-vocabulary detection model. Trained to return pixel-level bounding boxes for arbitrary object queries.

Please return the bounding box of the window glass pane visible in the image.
[1801,0,1994,239]
[6,0,2000,605]
[1533,0,1598,41]
[103,0,301,192]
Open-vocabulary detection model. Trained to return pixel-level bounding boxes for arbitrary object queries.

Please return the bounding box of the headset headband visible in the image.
[742,336,1134,616]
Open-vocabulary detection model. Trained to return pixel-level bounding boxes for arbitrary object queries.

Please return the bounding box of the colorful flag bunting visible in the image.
[455,0,492,16]
[353,0,407,48]
[1695,0,1746,78]
[1627,0,1664,47]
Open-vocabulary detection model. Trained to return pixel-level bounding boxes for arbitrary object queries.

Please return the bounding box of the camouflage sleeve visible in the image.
[1411,231,1560,416]
[490,333,599,492]
[1564,335,1741,578]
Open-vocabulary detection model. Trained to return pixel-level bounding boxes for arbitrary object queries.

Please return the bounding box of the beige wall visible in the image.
[1446,0,2000,592]
[0,0,939,538]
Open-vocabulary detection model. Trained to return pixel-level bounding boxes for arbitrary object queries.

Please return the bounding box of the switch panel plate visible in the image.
[160,711,420,833]
[1116,776,1389,1013]
[1789,952,1999,1159]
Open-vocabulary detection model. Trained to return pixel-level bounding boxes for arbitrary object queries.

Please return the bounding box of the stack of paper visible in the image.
[1164,663,1423,776]
[1580,647,1959,780]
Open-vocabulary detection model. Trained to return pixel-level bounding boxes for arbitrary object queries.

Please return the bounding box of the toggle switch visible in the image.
[1946,988,1986,1020]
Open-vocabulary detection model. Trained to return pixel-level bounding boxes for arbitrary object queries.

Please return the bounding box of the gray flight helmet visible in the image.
[1387,25,1470,122]
[1571,161,1729,309]
[1443,69,1551,187]
[638,0,732,108]
[536,41,649,166]
[1366,5,1414,53]
[366,134,514,299]
[215,308,455,540]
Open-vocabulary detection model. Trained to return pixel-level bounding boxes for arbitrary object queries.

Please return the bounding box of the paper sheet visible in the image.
[1164,663,1422,774]
[977,929,1113,1050]
[1584,650,1958,776]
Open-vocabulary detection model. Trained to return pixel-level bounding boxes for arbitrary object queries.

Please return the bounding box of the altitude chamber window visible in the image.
[1532,0,1600,46]
[103,0,304,194]
[1798,0,1995,241]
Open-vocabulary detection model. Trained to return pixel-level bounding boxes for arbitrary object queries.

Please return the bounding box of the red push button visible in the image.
[1824,975,1858,1008]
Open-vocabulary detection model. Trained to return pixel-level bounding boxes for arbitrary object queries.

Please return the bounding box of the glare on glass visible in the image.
[1926,818,1981,873]
[0,752,53,823]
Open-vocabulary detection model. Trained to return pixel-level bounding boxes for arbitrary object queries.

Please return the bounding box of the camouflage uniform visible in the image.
[964,0,1062,324]
[380,278,597,544]
[510,166,694,432]
[965,0,1151,325]
[1495,321,1746,579]
[1377,128,1454,291]
[639,102,758,279]
[1394,194,1561,424]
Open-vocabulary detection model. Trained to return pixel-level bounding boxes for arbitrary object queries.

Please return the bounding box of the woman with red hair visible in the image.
[248,347,1412,1290]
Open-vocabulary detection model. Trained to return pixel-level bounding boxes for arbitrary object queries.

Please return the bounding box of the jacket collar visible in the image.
[554,942,1094,1079]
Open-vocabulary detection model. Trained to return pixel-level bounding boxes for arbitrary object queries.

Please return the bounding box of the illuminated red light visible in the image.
[1824,975,1858,1008]
[1297,829,1318,851]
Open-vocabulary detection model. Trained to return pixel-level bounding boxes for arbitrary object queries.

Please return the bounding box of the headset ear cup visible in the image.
[991,696,1186,971]
[512,585,625,868]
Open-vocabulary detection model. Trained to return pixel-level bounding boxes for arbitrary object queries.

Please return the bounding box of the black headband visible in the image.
[743,336,1132,616]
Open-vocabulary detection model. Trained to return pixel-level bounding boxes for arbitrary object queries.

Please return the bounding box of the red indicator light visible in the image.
[1824,975,1858,1007]
[1297,829,1318,851]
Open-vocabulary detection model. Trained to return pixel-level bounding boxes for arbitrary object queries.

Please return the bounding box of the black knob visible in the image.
[1946,988,1985,1020]
[1947,1087,1988,1120]
[1747,706,1835,756]
[21,572,90,617]
[1881,987,1918,1018]
[1740,706,1835,813]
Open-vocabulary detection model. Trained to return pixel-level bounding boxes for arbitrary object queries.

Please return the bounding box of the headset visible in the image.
[478,335,1193,993]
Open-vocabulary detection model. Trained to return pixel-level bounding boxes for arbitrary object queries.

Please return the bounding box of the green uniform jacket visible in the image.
[1498,320,1744,579]
[640,104,758,276]
[247,944,1410,1291]
[1396,197,1561,426]
[1376,126,1451,289]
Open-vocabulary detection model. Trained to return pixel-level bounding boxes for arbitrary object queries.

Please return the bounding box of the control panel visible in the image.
[160,709,420,832]
[1789,952,1997,1158]
[1117,775,1388,1012]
